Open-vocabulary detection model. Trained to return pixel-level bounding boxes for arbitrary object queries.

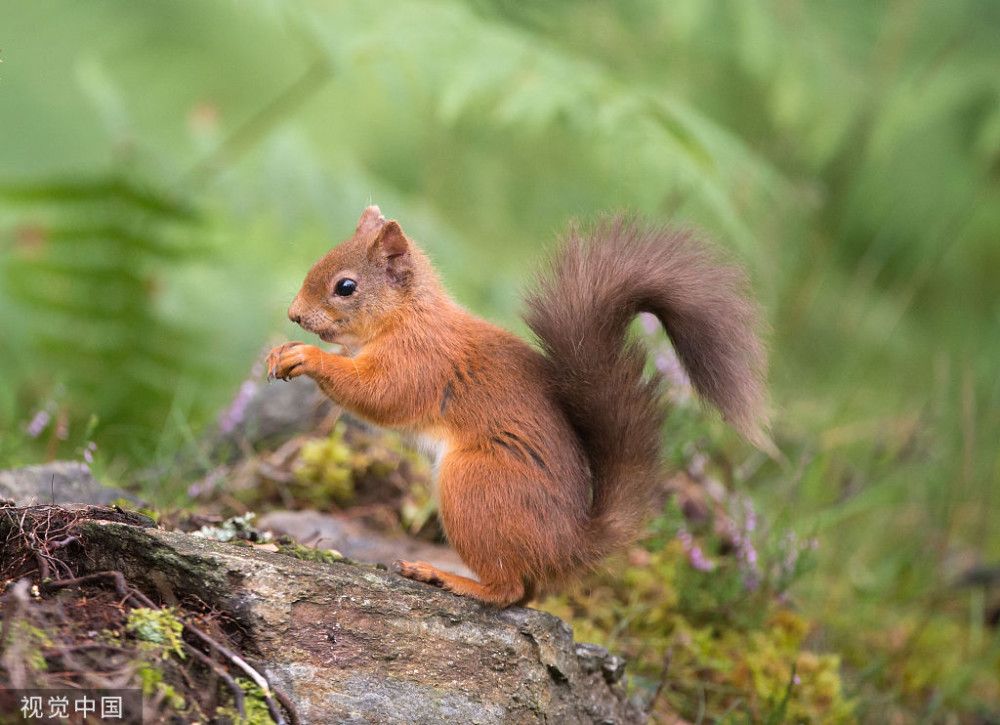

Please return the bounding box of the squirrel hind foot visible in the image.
[393,560,527,608]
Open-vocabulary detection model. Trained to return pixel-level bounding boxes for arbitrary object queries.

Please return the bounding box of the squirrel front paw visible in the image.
[266,342,318,381]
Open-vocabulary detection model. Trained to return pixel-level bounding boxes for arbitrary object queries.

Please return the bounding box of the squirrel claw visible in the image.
[265,341,308,382]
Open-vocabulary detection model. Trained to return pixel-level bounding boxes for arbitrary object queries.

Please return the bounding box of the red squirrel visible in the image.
[266,205,769,607]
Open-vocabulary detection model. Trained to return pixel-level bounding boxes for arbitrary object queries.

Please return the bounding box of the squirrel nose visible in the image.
[288,296,307,325]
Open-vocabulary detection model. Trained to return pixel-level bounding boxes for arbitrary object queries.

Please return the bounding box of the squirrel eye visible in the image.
[334,278,357,297]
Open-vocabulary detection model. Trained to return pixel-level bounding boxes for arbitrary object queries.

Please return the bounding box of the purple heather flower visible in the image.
[727,496,761,588]
[735,529,759,574]
[793,674,802,686]
[677,529,715,572]
[218,379,258,435]
[688,452,707,478]
[188,468,226,499]
[638,315,694,404]
[26,410,51,438]
[688,546,714,572]
[654,347,693,404]
[82,441,97,464]
[639,312,659,335]
[781,532,804,577]
[742,497,758,534]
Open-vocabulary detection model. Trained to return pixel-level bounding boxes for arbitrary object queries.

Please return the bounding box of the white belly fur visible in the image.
[409,431,449,485]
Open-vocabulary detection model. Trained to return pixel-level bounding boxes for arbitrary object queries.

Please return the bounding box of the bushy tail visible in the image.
[524,216,770,557]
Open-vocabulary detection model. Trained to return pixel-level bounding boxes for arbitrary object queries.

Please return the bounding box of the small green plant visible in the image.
[136,660,186,711]
[13,621,53,673]
[125,607,188,713]
[294,425,357,505]
[126,607,185,660]
[286,421,433,515]
[214,677,273,725]
[399,480,437,534]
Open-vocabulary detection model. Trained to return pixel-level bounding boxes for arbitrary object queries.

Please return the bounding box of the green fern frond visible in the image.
[1,172,211,452]
[284,0,786,262]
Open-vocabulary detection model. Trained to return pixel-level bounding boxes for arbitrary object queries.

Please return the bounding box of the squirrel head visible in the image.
[287,205,434,350]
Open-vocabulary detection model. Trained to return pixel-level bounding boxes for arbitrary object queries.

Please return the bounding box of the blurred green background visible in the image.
[1,1,998,720]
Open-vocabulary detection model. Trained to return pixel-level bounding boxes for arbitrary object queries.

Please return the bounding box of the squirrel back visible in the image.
[525,216,769,559]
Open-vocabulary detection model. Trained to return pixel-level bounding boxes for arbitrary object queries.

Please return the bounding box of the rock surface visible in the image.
[78,518,643,724]
[0,461,143,507]
[258,509,475,578]
[216,376,334,450]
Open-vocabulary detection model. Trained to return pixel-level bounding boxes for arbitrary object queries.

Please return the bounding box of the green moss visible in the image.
[99,628,123,646]
[14,621,53,673]
[214,677,273,725]
[400,480,437,534]
[540,502,853,723]
[294,427,356,505]
[126,607,185,660]
[125,608,189,713]
[278,541,345,565]
[288,421,433,512]
[110,496,161,524]
[136,660,186,711]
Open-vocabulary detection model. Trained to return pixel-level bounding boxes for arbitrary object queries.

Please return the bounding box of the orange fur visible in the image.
[267,206,769,607]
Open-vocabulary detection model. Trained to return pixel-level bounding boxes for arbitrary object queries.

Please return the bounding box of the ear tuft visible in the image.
[356,205,386,235]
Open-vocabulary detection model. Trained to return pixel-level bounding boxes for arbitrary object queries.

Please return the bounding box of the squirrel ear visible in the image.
[356,205,386,235]
[371,220,412,284]
[372,220,409,259]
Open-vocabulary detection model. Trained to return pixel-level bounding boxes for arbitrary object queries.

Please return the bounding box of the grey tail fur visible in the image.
[524,216,771,558]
